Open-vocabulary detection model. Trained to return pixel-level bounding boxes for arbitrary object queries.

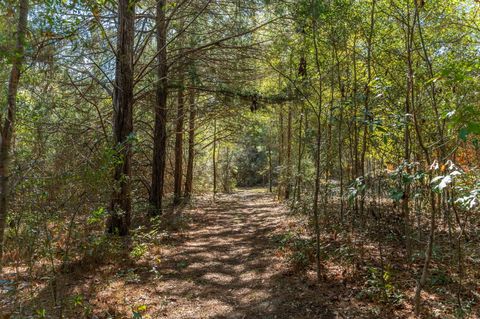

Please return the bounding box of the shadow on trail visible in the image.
[146,190,341,319]
[11,189,367,318]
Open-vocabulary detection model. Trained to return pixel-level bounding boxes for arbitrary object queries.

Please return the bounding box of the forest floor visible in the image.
[3,189,424,318]
[133,188,346,319]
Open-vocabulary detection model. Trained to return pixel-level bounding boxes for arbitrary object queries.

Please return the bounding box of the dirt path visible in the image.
[5,189,348,318]
[1,190,436,318]
[137,189,337,319]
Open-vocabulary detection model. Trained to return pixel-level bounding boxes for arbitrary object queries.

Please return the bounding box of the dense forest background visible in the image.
[1,0,480,318]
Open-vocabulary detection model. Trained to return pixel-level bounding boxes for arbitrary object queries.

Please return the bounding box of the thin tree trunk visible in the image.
[278,106,284,199]
[173,78,185,205]
[412,0,442,313]
[414,4,445,157]
[223,147,231,193]
[313,112,322,282]
[312,19,324,282]
[267,128,273,193]
[414,191,436,315]
[324,45,335,213]
[0,0,29,270]
[411,53,437,319]
[294,102,305,204]
[359,0,376,225]
[150,0,168,215]
[334,45,345,224]
[107,0,135,235]
[212,119,217,201]
[285,105,292,200]
[403,0,416,260]
[352,34,360,220]
[184,88,196,199]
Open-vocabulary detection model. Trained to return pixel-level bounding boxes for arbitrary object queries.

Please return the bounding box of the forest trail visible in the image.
[3,189,376,318]
[137,189,338,319]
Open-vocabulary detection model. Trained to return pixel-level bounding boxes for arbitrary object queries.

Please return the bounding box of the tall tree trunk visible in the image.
[0,0,29,271]
[413,0,443,313]
[212,119,217,201]
[184,88,196,199]
[324,45,335,212]
[268,136,273,193]
[223,147,231,193]
[313,111,322,282]
[293,104,304,203]
[150,0,168,215]
[359,0,376,224]
[414,191,437,315]
[285,105,292,200]
[173,78,185,205]
[107,0,135,235]
[352,34,360,221]
[277,106,284,199]
[335,45,345,224]
[415,4,445,157]
[312,19,324,282]
[404,0,416,260]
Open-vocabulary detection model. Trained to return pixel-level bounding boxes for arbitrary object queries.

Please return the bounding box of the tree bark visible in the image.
[268,136,273,193]
[335,45,345,224]
[0,0,29,270]
[284,104,292,200]
[150,0,168,215]
[312,19,324,282]
[277,106,284,199]
[313,111,322,282]
[293,103,304,203]
[173,78,185,205]
[413,0,443,313]
[107,0,135,235]
[212,119,217,201]
[184,88,196,199]
[359,0,376,224]
[403,0,416,260]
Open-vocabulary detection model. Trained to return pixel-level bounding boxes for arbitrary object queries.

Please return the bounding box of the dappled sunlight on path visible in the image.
[3,189,346,318]
[148,189,337,318]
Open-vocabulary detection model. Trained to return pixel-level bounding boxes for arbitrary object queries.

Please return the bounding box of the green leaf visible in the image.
[402,173,413,184]
[460,123,480,141]
[389,189,404,201]
[87,207,107,224]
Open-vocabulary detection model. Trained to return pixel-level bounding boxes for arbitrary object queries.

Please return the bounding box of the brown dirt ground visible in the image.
[2,189,415,318]
[132,189,343,319]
